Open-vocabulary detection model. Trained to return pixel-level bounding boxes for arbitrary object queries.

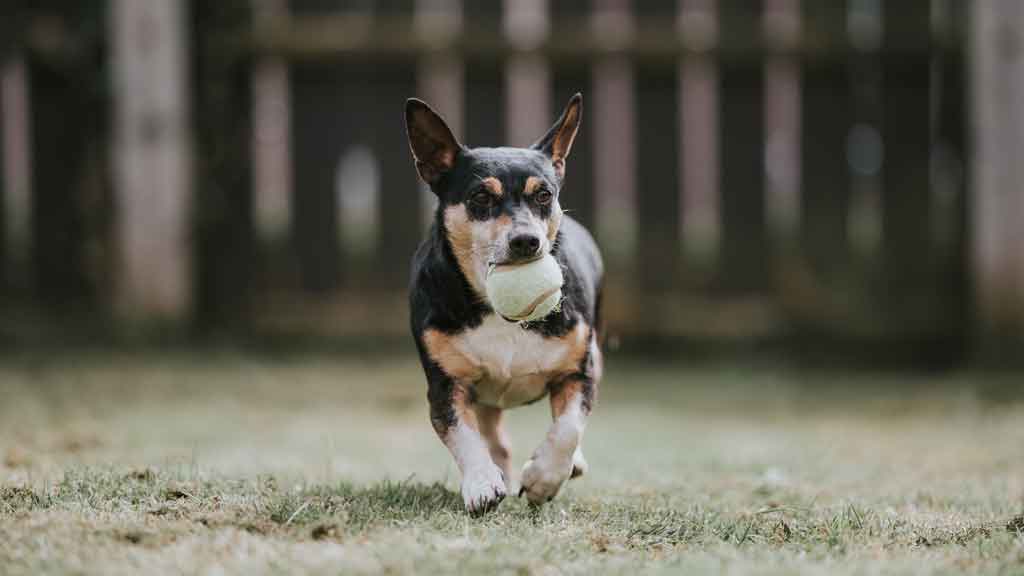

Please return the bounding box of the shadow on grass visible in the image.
[268,479,464,530]
[1,468,464,534]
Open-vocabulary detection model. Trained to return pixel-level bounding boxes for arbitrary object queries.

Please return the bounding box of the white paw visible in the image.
[570,447,588,479]
[518,455,573,505]
[461,463,507,515]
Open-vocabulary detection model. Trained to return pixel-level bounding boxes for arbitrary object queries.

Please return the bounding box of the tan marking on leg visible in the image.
[422,329,481,381]
[474,404,511,482]
[520,382,586,504]
[552,321,589,374]
[445,383,507,514]
[549,379,583,421]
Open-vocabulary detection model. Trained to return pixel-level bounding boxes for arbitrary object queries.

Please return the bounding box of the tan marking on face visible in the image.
[510,181,558,251]
[422,328,481,382]
[547,201,563,243]
[523,176,543,196]
[443,205,514,298]
[481,176,503,197]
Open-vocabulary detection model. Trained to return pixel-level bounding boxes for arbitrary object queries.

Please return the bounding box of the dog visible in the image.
[405,93,604,514]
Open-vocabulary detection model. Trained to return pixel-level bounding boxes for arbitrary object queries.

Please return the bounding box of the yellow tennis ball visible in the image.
[486,254,564,322]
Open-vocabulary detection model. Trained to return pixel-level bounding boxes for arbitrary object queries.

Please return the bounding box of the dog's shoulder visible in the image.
[409,224,488,336]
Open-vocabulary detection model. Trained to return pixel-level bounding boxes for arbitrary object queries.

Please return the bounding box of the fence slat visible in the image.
[551,0,593,230]
[933,0,968,357]
[374,66,422,289]
[291,63,356,292]
[971,0,1024,348]
[114,0,191,321]
[719,0,767,292]
[31,61,86,307]
[881,0,932,325]
[634,0,678,292]
[464,0,504,147]
[371,2,424,290]
[800,2,849,281]
[0,62,7,293]
[194,0,254,326]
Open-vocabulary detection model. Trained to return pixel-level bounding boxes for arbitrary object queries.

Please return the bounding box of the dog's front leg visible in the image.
[428,376,507,515]
[519,377,592,504]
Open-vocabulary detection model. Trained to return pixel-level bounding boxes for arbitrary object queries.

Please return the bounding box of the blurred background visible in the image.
[0,0,1021,369]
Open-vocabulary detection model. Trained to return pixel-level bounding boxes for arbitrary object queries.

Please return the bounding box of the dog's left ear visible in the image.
[532,93,582,180]
[406,98,462,186]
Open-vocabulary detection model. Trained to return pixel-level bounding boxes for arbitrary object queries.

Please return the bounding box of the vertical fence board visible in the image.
[881,0,932,325]
[290,63,346,292]
[800,3,849,281]
[719,0,767,293]
[464,0,504,147]
[252,0,292,249]
[288,1,355,293]
[370,0,422,290]
[971,0,1024,350]
[194,0,253,326]
[634,0,678,292]
[113,0,191,321]
[679,0,719,269]
[505,1,550,152]
[0,68,6,291]
[30,51,91,308]
[371,65,421,289]
[2,56,32,298]
[934,0,969,357]
[552,0,595,230]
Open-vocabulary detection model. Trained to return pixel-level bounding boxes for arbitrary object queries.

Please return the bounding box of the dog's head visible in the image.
[405,94,582,298]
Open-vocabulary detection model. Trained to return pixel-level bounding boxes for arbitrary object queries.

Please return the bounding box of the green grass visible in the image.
[1,355,1023,574]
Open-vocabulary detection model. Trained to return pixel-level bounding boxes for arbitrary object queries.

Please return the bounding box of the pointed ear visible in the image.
[532,93,582,179]
[405,98,461,185]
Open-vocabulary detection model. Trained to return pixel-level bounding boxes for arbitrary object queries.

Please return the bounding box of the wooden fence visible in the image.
[1,0,1022,364]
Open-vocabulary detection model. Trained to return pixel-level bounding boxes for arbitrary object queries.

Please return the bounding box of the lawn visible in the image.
[1,354,1023,575]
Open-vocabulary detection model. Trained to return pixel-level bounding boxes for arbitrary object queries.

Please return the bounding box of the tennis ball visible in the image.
[486,254,564,323]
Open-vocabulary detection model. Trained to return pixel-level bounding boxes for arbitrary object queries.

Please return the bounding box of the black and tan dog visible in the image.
[406,94,604,514]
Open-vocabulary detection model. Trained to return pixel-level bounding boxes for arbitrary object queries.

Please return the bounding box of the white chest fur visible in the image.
[448,314,587,408]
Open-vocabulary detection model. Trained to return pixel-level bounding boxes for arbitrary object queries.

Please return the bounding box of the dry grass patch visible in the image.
[1,354,1023,574]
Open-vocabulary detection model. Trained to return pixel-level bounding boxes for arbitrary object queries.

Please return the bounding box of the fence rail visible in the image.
[236,14,963,63]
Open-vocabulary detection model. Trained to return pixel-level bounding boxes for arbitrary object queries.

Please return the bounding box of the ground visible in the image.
[1,354,1023,575]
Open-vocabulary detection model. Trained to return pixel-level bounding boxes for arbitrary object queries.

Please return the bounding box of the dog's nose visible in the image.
[508,234,542,260]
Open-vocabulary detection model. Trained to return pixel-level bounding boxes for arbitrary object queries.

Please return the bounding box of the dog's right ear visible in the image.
[405,99,461,186]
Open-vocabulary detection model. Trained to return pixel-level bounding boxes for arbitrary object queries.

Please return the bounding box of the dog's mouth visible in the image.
[487,253,545,270]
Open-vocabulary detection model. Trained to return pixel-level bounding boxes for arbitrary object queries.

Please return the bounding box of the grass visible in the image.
[1,354,1023,574]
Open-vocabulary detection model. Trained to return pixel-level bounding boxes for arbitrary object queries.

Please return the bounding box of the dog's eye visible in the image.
[469,190,494,208]
[534,189,553,206]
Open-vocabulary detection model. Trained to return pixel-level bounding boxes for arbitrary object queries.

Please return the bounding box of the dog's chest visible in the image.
[452,314,583,408]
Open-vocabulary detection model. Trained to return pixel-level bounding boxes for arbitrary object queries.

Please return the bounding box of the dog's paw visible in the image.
[570,447,588,479]
[518,455,573,505]
[461,463,507,515]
